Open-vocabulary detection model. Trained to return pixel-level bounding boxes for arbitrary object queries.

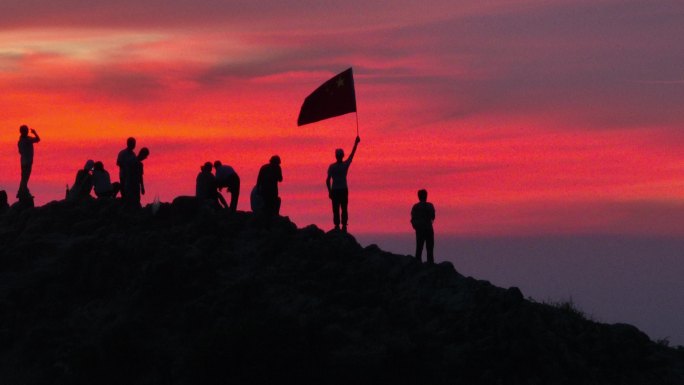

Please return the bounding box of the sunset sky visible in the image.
[2,0,683,236]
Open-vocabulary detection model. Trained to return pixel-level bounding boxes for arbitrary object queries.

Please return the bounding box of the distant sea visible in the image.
[356,234,684,347]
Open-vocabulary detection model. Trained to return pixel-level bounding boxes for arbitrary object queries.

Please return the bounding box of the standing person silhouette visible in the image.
[116,137,136,198]
[256,155,282,218]
[326,136,360,232]
[124,147,149,208]
[196,161,228,209]
[411,189,436,264]
[17,125,40,198]
[214,160,240,212]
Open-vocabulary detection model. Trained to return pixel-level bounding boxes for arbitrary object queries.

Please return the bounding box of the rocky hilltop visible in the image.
[1,199,683,384]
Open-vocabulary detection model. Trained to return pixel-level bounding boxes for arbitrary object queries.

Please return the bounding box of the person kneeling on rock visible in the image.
[92,161,120,199]
[196,161,228,210]
[67,160,94,201]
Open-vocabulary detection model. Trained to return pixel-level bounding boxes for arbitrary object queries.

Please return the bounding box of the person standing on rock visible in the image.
[124,147,149,208]
[326,136,360,232]
[214,160,240,212]
[256,155,282,217]
[17,124,40,197]
[411,189,435,264]
[116,137,137,199]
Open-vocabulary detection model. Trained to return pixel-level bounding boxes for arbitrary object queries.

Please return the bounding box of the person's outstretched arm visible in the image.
[31,129,40,143]
[346,136,360,164]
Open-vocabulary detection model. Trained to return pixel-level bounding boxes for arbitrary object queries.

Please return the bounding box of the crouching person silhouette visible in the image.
[92,161,120,198]
[411,189,435,264]
[67,160,94,201]
[214,160,240,212]
[196,162,228,210]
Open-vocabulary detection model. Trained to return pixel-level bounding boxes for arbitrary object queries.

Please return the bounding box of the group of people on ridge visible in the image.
[7,125,436,264]
[196,160,240,212]
[63,137,149,207]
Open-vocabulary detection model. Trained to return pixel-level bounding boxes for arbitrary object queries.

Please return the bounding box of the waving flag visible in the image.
[297,68,357,126]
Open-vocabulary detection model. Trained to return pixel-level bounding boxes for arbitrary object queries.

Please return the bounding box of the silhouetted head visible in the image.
[84,160,95,171]
[19,125,29,136]
[418,189,428,202]
[335,148,344,161]
[202,162,213,173]
[213,160,222,169]
[270,155,281,165]
[94,161,104,171]
[138,147,149,161]
[126,137,136,150]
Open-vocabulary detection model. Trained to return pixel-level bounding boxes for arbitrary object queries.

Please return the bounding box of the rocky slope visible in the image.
[0,198,683,384]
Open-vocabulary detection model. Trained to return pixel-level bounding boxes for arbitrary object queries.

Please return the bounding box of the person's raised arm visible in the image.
[346,136,360,163]
[31,129,40,143]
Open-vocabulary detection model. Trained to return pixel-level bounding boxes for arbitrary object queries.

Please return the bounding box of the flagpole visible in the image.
[355,111,360,137]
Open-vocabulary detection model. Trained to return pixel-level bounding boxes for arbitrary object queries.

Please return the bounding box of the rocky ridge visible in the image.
[0,198,683,384]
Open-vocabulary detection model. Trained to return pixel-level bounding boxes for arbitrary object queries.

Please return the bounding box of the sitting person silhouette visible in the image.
[196,162,228,209]
[214,160,240,212]
[67,160,94,201]
[92,161,120,199]
[326,136,360,232]
[411,189,436,264]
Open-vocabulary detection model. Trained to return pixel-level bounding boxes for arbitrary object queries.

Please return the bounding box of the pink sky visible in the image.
[1,0,684,235]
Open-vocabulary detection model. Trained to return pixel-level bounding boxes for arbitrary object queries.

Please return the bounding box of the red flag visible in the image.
[297,68,357,126]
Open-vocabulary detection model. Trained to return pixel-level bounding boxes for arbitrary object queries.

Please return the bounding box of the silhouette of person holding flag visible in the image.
[326,136,360,232]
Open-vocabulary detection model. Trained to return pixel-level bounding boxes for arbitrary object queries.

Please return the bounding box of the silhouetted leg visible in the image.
[426,227,434,264]
[331,195,341,228]
[228,175,240,212]
[415,230,425,262]
[340,188,349,231]
[19,162,32,196]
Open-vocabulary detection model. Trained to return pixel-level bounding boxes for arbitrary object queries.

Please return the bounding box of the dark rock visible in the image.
[0,199,683,384]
